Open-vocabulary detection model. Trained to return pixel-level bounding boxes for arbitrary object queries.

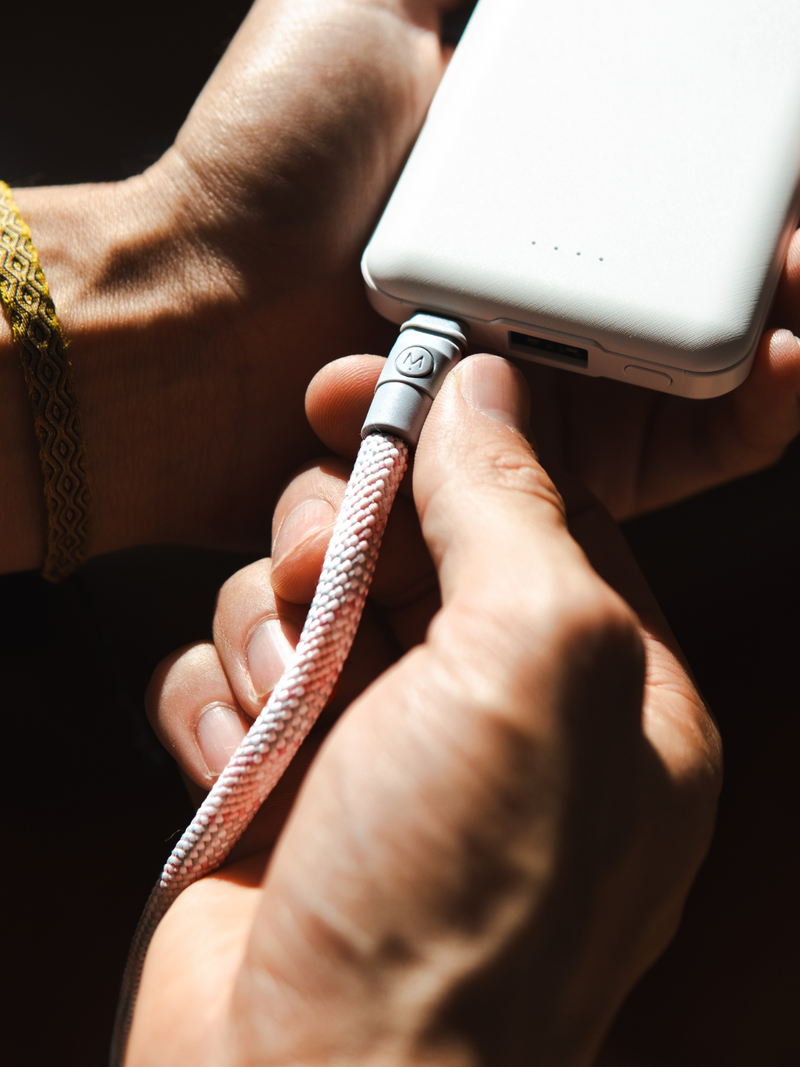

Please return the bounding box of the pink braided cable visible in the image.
[110,431,408,1066]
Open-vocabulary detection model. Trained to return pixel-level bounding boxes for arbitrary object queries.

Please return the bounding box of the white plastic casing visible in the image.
[362,0,800,398]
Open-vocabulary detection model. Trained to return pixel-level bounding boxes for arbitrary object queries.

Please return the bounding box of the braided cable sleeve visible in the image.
[110,431,408,1067]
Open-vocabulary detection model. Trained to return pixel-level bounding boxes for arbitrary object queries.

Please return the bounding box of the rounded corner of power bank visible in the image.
[612,344,756,399]
[361,249,406,321]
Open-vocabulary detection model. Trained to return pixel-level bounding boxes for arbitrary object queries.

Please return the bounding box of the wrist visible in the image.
[0,168,251,572]
[0,135,394,577]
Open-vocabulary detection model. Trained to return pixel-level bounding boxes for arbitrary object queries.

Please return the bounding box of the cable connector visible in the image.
[361,313,467,446]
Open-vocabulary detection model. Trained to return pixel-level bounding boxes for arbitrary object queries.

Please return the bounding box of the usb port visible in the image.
[509,331,588,367]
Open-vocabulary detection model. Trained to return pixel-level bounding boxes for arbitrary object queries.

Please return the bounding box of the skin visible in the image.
[1,0,799,575]
[0,1,794,1057]
[0,0,455,571]
[140,356,722,1066]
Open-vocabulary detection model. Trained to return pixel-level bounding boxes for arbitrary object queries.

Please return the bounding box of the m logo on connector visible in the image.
[397,346,434,378]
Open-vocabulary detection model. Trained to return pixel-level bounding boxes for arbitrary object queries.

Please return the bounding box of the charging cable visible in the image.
[109,313,466,1065]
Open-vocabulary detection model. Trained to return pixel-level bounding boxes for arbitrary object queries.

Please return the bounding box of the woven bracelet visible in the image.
[0,181,92,581]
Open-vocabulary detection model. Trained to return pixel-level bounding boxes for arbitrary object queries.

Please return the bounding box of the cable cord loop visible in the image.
[110,314,465,1066]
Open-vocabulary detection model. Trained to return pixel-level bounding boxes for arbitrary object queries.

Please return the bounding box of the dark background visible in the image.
[2,2,798,1063]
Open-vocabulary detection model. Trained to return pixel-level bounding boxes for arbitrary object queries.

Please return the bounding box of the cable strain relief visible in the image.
[361,313,467,446]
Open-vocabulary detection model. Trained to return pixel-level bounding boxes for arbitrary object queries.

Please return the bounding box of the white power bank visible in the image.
[362,0,800,397]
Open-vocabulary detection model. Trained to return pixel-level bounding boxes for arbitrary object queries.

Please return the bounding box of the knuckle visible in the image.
[525,570,642,666]
[437,570,643,719]
[671,691,724,800]
[217,558,267,605]
[214,559,274,630]
[537,582,646,719]
[571,585,642,660]
[485,447,566,516]
[275,458,350,511]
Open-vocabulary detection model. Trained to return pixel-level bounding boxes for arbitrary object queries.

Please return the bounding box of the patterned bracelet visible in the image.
[0,181,92,581]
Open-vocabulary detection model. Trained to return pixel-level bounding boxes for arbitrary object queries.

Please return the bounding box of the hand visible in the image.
[2,1,797,573]
[154,47,800,528]
[0,0,460,570]
[521,301,800,520]
[301,233,800,523]
[532,226,800,518]
[172,14,800,528]
[136,356,721,1066]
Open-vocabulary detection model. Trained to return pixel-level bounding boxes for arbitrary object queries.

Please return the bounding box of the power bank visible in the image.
[362,0,800,397]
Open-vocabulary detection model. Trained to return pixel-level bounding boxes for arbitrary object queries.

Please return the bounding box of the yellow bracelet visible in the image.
[0,181,92,581]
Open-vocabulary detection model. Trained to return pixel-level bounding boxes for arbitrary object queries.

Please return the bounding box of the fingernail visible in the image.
[458,357,530,434]
[196,703,248,778]
[272,498,336,568]
[246,617,300,700]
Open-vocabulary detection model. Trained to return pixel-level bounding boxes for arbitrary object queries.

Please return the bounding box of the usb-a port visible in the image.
[509,331,588,367]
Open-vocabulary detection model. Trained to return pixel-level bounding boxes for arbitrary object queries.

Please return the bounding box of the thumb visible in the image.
[414,354,580,603]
